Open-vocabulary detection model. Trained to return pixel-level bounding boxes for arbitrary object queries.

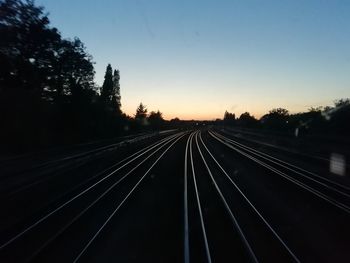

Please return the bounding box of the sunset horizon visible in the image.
[37,0,349,120]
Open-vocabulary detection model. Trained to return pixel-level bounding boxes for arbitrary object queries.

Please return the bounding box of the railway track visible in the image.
[184,131,299,262]
[0,132,180,235]
[0,129,349,262]
[0,132,185,262]
[0,132,172,197]
[210,130,350,214]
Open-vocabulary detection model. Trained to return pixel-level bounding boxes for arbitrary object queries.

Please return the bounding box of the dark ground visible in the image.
[0,129,349,262]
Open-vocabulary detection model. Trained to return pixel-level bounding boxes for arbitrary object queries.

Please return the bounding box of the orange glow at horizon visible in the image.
[123,101,278,120]
[123,109,271,121]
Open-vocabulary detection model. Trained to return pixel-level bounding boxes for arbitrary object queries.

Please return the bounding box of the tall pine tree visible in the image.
[135,103,147,120]
[112,69,121,114]
[100,64,114,111]
[100,64,121,114]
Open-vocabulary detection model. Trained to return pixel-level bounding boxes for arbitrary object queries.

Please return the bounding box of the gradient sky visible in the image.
[37,0,350,120]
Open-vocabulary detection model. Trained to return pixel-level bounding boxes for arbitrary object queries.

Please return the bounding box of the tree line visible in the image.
[1,1,348,152]
[0,0,169,153]
[222,99,350,138]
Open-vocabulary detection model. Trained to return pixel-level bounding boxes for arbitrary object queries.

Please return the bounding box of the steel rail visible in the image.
[183,132,194,263]
[189,131,212,263]
[214,131,350,194]
[200,131,300,262]
[24,132,185,261]
[4,132,179,198]
[0,132,183,250]
[210,131,350,214]
[73,133,186,262]
[195,132,259,263]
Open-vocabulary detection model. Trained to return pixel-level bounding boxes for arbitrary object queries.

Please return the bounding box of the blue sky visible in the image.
[37,0,350,119]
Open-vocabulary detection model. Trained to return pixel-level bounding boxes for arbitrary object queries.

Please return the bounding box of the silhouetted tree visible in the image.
[289,107,327,136]
[48,38,95,102]
[112,69,121,114]
[327,99,350,135]
[100,64,122,116]
[0,0,62,94]
[100,64,114,110]
[223,110,236,126]
[148,110,164,130]
[135,103,147,119]
[56,39,97,141]
[0,0,60,150]
[238,112,258,128]
[261,108,289,131]
[134,102,148,129]
[334,98,350,108]
[0,0,100,150]
[171,117,180,122]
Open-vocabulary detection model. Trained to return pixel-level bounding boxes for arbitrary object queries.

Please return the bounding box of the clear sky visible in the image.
[37,0,350,120]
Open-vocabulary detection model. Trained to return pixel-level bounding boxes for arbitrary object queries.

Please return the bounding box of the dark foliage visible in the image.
[133,102,148,129]
[260,108,289,131]
[0,0,128,152]
[219,100,350,139]
[223,111,236,126]
[148,110,164,130]
[237,112,259,128]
